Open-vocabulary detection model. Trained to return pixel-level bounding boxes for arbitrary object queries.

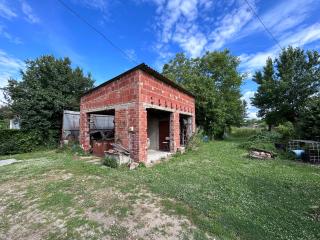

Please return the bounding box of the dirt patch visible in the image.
[41,170,74,181]
[85,189,197,239]
[0,162,207,239]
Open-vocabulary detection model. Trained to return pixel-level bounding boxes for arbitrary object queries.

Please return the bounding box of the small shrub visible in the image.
[240,131,282,152]
[0,120,9,129]
[276,121,295,141]
[56,143,89,156]
[230,127,261,138]
[186,129,204,151]
[103,156,119,168]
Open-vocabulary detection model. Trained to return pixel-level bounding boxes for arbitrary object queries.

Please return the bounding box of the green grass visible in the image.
[0,139,320,239]
[137,141,320,239]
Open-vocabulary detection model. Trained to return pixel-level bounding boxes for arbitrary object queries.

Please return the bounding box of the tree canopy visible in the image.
[296,96,320,140]
[252,46,320,128]
[163,50,245,138]
[4,55,94,142]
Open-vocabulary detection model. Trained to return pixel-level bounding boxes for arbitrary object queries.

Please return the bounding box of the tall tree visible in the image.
[163,50,245,138]
[296,97,320,140]
[252,46,320,128]
[4,55,94,141]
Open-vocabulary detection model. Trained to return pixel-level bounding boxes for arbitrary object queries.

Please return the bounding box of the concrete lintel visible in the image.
[84,102,136,113]
[143,103,193,116]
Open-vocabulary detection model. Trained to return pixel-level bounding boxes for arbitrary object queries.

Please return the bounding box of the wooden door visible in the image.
[159,120,170,151]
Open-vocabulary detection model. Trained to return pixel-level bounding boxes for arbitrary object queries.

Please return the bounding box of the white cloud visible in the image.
[240,0,316,39]
[239,23,320,117]
[145,0,319,71]
[0,24,22,44]
[147,0,255,63]
[241,90,259,119]
[207,3,253,50]
[247,111,258,119]
[21,1,40,23]
[240,23,320,74]
[74,0,108,11]
[124,49,138,62]
[240,49,277,73]
[152,0,208,57]
[172,23,208,57]
[0,0,16,19]
[0,50,24,105]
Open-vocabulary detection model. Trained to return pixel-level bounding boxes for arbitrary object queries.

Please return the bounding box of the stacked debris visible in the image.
[104,143,131,166]
[249,148,275,159]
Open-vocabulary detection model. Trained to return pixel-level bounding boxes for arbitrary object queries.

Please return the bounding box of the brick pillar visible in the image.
[115,106,147,162]
[137,106,147,162]
[192,104,196,133]
[170,111,180,152]
[80,112,90,152]
[115,109,129,149]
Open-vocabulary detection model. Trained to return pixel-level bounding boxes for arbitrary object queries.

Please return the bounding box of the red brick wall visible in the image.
[80,69,196,162]
[80,71,139,111]
[139,71,195,116]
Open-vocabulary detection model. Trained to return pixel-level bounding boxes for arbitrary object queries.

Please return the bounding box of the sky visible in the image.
[1,0,320,118]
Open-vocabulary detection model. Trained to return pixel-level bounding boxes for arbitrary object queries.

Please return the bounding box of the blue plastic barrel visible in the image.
[291,149,305,159]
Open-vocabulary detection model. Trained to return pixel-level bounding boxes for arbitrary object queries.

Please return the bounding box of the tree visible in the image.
[0,105,13,120]
[296,97,320,140]
[252,46,320,128]
[4,55,94,142]
[163,50,245,138]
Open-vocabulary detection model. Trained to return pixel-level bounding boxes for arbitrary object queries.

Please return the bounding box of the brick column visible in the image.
[170,111,180,152]
[115,109,129,149]
[80,112,90,152]
[137,106,147,162]
[192,101,196,133]
[115,105,147,162]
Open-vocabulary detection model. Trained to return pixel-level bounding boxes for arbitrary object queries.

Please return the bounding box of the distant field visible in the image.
[1,138,319,239]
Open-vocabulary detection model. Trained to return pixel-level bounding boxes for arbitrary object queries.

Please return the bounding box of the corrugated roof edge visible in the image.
[81,63,195,98]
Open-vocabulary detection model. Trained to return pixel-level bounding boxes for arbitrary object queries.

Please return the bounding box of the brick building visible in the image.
[80,64,196,163]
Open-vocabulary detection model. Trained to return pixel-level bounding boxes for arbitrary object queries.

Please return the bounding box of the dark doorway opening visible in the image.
[147,108,171,151]
[88,109,115,157]
[180,114,192,146]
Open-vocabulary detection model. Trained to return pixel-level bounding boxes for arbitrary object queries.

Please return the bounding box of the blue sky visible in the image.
[1,0,320,118]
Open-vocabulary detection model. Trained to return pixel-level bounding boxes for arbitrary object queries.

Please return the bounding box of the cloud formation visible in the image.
[0,50,24,104]
[0,24,22,44]
[241,90,259,119]
[0,0,17,19]
[73,0,108,12]
[240,23,320,74]
[21,1,40,24]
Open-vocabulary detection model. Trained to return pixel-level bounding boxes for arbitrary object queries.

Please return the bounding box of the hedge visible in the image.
[0,129,44,155]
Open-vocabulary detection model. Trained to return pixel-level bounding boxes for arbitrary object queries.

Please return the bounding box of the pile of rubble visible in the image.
[249,148,275,159]
[104,143,139,169]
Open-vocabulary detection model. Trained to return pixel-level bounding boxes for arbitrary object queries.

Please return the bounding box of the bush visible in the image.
[0,120,9,129]
[240,131,282,152]
[186,129,204,151]
[230,127,261,138]
[103,156,119,168]
[296,97,320,140]
[276,121,295,141]
[56,143,89,156]
[0,129,44,155]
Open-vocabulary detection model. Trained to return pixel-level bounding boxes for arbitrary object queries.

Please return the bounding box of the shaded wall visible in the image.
[147,114,159,150]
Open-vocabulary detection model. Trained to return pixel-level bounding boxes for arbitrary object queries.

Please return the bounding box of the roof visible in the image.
[82,63,195,97]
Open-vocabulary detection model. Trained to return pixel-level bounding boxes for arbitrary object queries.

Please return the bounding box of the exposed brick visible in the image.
[80,67,196,162]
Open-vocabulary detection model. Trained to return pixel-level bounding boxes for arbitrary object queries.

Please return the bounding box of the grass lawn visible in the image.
[0,139,320,239]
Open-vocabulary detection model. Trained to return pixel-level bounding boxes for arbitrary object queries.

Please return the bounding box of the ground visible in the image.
[0,139,320,240]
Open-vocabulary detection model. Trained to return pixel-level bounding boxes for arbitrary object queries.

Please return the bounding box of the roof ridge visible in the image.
[82,63,194,97]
